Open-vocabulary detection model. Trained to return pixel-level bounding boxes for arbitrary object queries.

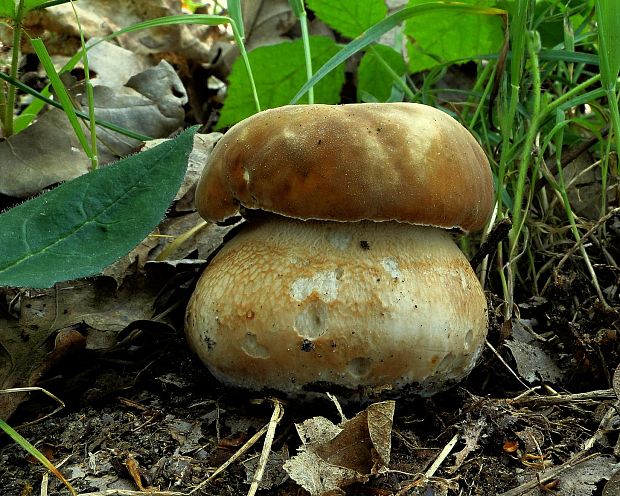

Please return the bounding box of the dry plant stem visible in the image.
[510,388,615,405]
[78,491,185,496]
[4,0,25,137]
[0,387,65,426]
[188,410,273,494]
[155,220,209,261]
[485,339,538,393]
[583,401,619,450]
[247,399,284,496]
[541,207,620,295]
[424,433,459,478]
[498,450,600,496]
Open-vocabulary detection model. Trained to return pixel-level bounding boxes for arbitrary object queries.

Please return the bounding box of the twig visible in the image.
[498,450,600,496]
[78,491,185,496]
[247,399,284,496]
[583,401,620,450]
[470,218,512,270]
[188,408,272,494]
[510,388,615,406]
[424,433,459,478]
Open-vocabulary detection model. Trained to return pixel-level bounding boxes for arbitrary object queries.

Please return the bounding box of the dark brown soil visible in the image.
[1,216,619,496]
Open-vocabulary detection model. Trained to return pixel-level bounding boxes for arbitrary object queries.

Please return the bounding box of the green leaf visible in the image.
[0,127,198,288]
[217,36,344,129]
[357,44,406,102]
[306,0,387,38]
[0,0,70,18]
[404,0,504,73]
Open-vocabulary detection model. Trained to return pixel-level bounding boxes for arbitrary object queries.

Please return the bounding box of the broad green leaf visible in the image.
[306,0,387,38]
[357,44,406,102]
[218,36,344,129]
[404,0,504,73]
[0,127,197,288]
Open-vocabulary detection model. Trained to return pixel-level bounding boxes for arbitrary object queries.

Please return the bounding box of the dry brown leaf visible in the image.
[283,401,395,496]
[0,109,90,197]
[142,132,222,212]
[21,0,215,63]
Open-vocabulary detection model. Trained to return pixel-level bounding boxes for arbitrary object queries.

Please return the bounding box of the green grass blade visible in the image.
[595,0,620,91]
[0,419,76,495]
[290,2,506,104]
[227,0,244,40]
[30,38,93,160]
[290,0,314,104]
[539,50,598,65]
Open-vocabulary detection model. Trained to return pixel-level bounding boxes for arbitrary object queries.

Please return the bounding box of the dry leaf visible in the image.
[22,0,215,63]
[504,319,563,384]
[447,417,485,474]
[0,109,90,197]
[283,401,395,496]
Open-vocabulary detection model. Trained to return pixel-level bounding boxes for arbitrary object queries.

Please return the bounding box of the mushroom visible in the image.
[185,103,494,396]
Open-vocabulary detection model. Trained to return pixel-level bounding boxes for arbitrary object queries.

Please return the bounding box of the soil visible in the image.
[1,216,619,496]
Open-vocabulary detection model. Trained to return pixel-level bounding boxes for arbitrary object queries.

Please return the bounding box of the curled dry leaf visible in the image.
[283,401,395,496]
[81,41,188,157]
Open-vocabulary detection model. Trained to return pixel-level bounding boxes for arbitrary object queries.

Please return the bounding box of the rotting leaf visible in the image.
[0,272,177,419]
[603,469,620,496]
[283,401,395,496]
[504,319,563,384]
[448,417,485,474]
[0,109,90,197]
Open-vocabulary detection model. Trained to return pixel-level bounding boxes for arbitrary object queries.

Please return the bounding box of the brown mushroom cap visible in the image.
[196,103,493,232]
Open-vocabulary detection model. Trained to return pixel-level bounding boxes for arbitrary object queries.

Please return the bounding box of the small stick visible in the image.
[189,414,272,494]
[78,491,185,496]
[470,218,512,270]
[424,433,459,478]
[247,399,284,496]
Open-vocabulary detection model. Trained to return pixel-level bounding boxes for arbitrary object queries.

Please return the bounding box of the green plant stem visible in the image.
[71,0,98,169]
[546,73,601,113]
[299,9,314,104]
[607,87,620,162]
[4,0,25,137]
[230,21,260,113]
[509,32,542,256]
